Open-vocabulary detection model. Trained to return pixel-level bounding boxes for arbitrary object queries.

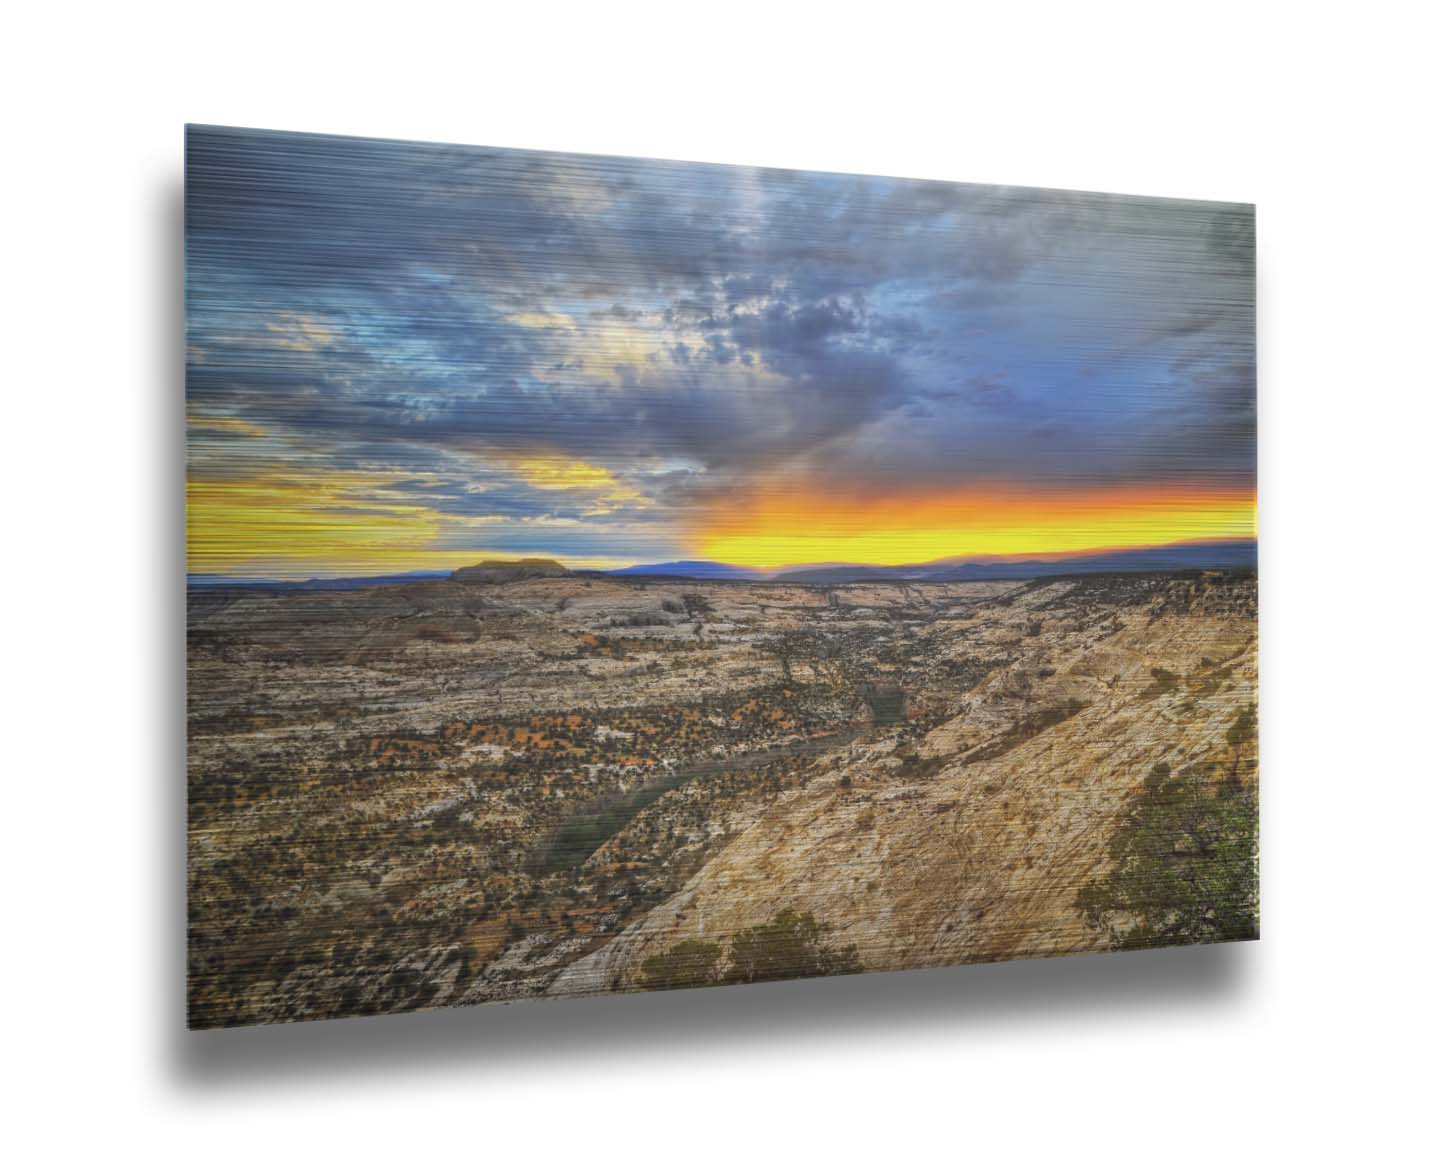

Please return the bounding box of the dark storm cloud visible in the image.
[186,125,1255,559]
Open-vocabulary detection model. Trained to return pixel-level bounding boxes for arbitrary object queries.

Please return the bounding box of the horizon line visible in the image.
[188,534,1257,584]
[604,534,1258,573]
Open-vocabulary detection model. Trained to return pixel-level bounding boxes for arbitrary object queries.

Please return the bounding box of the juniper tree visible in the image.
[1078,762,1258,949]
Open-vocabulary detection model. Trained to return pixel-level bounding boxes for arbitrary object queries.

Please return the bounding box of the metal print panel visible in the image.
[186,125,1257,1028]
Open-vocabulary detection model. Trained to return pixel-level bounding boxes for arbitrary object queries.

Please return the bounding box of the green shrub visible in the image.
[1140,666,1181,699]
[725,909,861,984]
[637,908,863,991]
[1078,762,1258,949]
[639,939,724,990]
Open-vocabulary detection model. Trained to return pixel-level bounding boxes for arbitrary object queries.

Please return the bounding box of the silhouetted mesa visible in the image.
[450,558,571,585]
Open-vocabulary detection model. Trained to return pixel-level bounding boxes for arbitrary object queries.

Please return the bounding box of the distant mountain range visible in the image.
[189,539,1256,591]
[603,539,1256,584]
[600,560,766,581]
[773,539,1258,584]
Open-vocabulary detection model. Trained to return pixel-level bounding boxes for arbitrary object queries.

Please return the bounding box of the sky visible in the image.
[185,126,1255,578]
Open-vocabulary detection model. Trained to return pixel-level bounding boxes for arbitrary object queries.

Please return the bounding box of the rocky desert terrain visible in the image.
[187,565,1258,1027]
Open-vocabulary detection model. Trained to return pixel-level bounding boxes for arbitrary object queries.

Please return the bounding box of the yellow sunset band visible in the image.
[188,467,1255,577]
[186,455,644,578]
[695,486,1257,569]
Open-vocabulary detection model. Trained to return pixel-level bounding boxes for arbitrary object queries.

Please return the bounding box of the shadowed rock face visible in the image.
[450,558,570,585]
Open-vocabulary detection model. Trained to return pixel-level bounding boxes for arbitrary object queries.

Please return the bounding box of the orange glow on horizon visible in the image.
[693,484,1257,569]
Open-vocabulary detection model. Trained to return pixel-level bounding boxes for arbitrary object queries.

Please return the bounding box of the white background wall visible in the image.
[4,2,1436,1147]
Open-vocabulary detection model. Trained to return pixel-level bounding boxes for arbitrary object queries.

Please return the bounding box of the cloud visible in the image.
[505,311,578,331]
[263,312,338,351]
[185,127,1255,572]
[187,415,269,439]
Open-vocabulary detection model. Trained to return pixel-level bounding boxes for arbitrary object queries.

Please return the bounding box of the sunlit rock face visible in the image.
[186,569,1256,1027]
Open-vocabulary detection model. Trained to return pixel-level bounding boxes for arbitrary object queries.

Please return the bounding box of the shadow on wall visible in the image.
[169,942,1250,1090]
[157,177,1254,1093]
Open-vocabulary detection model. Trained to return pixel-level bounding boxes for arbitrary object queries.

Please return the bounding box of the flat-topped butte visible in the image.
[450,558,571,585]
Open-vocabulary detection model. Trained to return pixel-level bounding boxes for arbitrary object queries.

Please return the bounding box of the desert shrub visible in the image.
[1078,762,1258,949]
[413,623,460,643]
[637,909,863,991]
[1226,703,1258,757]
[724,909,861,984]
[639,939,724,990]
[893,755,946,780]
[616,611,672,627]
[863,682,906,725]
[1141,667,1181,699]
[681,592,711,617]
